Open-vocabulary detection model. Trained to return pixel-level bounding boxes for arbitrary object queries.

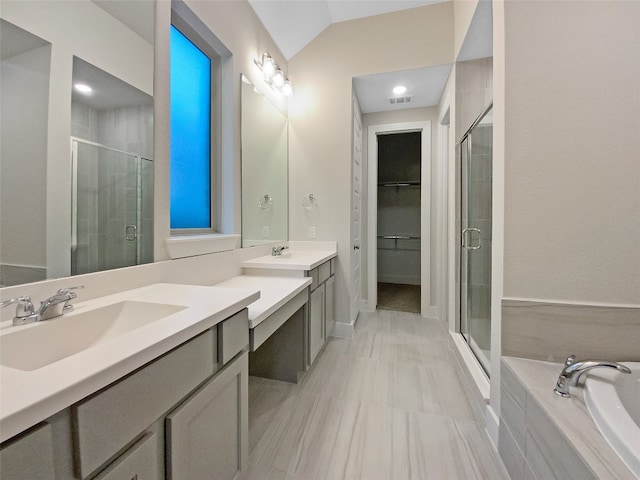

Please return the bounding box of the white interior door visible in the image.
[350,98,363,324]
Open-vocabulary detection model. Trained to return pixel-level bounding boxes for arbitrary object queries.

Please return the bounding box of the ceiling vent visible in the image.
[389,95,413,105]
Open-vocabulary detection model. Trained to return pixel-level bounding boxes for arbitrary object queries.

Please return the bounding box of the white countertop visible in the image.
[214,275,311,328]
[241,249,336,271]
[0,283,259,443]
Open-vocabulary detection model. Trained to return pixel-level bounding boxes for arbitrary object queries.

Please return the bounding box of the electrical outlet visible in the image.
[262,226,269,237]
[308,226,316,239]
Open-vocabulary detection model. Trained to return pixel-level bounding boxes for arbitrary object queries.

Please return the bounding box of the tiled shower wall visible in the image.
[71,101,153,275]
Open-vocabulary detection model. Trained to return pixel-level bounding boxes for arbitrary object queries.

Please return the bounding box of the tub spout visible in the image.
[554,354,631,398]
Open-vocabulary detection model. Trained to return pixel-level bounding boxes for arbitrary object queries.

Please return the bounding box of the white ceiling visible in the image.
[353,64,452,113]
[248,0,448,61]
[72,57,152,110]
[248,1,493,113]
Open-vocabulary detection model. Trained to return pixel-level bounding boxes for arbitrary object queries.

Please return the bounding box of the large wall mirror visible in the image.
[241,76,288,247]
[0,1,154,287]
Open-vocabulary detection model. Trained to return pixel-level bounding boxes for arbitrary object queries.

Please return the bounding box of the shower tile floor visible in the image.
[239,310,509,480]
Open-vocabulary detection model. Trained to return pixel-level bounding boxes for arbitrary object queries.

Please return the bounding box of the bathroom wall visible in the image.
[153,0,288,260]
[499,0,640,362]
[288,3,454,329]
[0,43,50,286]
[455,57,492,142]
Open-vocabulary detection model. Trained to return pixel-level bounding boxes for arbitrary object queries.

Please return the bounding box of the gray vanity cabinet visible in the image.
[0,309,250,480]
[0,423,56,480]
[93,433,159,480]
[307,258,336,366]
[325,275,335,337]
[309,286,325,364]
[166,351,248,480]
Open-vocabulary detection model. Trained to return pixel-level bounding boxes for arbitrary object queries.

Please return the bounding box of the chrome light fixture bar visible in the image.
[254,52,293,97]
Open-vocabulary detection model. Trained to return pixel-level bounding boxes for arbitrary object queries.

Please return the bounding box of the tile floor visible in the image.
[239,310,510,480]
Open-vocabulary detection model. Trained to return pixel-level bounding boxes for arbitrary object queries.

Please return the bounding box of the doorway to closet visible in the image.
[376,131,422,313]
[367,121,431,317]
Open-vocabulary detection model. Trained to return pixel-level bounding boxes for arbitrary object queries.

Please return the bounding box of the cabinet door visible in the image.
[166,352,248,480]
[325,276,335,338]
[0,423,55,480]
[94,433,159,480]
[309,286,325,365]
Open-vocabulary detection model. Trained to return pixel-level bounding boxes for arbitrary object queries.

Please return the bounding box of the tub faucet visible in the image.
[271,246,289,256]
[554,354,631,398]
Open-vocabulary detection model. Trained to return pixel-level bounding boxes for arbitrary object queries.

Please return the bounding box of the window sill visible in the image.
[165,234,240,259]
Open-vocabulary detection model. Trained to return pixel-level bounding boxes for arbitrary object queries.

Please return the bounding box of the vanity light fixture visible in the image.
[393,85,407,95]
[74,83,93,95]
[254,52,293,97]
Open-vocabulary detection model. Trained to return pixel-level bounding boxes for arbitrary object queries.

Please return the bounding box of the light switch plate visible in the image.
[262,226,269,237]
[308,226,316,239]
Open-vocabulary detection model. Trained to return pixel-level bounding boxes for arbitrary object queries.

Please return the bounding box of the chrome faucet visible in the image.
[1,296,38,325]
[38,286,84,321]
[271,245,289,256]
[1,286,83,326]
[554,354,631,398]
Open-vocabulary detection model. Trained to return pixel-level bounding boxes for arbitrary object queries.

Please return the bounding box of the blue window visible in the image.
[170,25,211,230]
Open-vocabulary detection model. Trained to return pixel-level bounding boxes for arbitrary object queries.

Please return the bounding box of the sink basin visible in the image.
[0,301,186,371]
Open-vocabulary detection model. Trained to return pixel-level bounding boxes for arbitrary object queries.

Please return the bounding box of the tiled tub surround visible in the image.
[502,299,640,363]
[499,357,637,480]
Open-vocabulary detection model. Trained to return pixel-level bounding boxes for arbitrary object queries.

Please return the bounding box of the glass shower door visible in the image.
[71,139,153,275]
[460,106,493,376]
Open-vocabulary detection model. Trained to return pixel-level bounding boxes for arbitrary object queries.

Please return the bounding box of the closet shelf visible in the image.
[378,180,421,188]
[377,235,421,240]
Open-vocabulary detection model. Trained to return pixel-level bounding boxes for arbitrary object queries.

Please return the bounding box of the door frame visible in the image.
[366,121,433,317]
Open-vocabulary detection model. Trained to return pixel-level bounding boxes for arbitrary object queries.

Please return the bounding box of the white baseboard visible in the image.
[332,320,355,339]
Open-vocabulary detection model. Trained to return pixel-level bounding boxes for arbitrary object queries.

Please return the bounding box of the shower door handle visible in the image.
[462,228,482,250]
[126,225,137,241]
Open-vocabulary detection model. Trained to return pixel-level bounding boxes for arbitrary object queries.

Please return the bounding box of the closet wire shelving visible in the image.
[377,179,421,250]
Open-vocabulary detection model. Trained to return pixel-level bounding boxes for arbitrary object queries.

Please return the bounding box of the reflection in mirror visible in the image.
[0,1,154,287]
[241,75,288,247]
[71,58,154,275]
[0,20,51,286]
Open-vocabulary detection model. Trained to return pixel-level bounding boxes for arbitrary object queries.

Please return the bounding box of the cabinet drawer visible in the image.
[94,433,159,480]
[330,258,336,275]
[318,261,331,285]
[73,329,215,478]
[218,309,248,365]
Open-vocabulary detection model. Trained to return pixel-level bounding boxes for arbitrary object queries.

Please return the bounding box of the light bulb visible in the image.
[273,68,285,88]
[282,80,293,97]
[74,83,93,94]
[262,53,275,81]
[393,85,407,95]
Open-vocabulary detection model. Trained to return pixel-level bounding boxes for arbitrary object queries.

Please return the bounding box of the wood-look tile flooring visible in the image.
[239,310,510,480]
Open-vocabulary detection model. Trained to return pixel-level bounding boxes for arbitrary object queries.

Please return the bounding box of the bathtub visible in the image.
[585,361,640,477]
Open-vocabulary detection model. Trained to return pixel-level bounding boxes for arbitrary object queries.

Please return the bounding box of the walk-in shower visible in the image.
[459,105,493,375]
[71,138,153,275]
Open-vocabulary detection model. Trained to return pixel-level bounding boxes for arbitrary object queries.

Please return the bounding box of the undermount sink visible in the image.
[0,301,186,371]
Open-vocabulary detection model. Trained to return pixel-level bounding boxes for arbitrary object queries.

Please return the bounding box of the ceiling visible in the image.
[248,0,448,61]
[249,0,491,114]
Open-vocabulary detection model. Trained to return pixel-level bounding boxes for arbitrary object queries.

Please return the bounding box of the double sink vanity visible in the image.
[0,244,336,480]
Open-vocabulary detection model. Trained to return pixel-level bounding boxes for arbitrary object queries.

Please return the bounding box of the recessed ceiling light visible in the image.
[74,83,93,94]
[393,85,407,95]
